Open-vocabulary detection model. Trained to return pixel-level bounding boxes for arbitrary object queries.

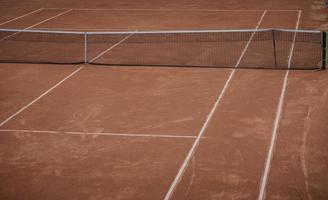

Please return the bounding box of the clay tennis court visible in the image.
[0,1,327,200]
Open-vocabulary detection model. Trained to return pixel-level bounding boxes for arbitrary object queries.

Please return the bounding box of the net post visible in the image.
[272,29,277,68]
[84,32,88,64]
[322,31,326,70]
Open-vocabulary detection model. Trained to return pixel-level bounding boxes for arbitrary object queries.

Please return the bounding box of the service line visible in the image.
[0,129,200,139]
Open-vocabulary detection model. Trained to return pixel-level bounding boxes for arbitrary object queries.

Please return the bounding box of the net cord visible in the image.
[0,28,321,35]
[85,28,322,35]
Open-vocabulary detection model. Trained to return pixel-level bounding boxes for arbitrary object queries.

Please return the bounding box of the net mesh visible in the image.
[0,30,84,64]
[88,31,255,68]
[0,29,325,70]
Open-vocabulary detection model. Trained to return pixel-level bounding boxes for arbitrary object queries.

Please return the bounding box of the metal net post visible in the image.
[322,31,326,69]
[84,32,88,64]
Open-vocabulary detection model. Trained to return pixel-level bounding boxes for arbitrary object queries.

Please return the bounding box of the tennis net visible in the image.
[0,28,326,70]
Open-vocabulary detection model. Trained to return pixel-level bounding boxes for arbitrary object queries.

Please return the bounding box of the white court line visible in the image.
[89,33,135,63]
[1,9,72,41]
[0,67,83,127]
[163,10,268,200]
[257,10,302,200]
[0,129,199,139]
[0,8,44,26]
[43,7,300,12]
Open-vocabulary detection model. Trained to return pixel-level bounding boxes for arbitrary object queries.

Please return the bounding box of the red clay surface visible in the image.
[265,71,328,200]
[171,70,286,199]
[0,9,69,29]
[0,64,79,122]
[32,10,265,30]
[0,131,194,200]
[2,66,231,135]
[0,8,41,24]
[0,1,328,200]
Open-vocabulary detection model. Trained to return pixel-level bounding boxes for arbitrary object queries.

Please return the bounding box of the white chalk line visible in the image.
[0,67,83,127]
[0,8,44,26]
[0,129,200,139]
[163,10,268,200]
[257,10,302,200]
